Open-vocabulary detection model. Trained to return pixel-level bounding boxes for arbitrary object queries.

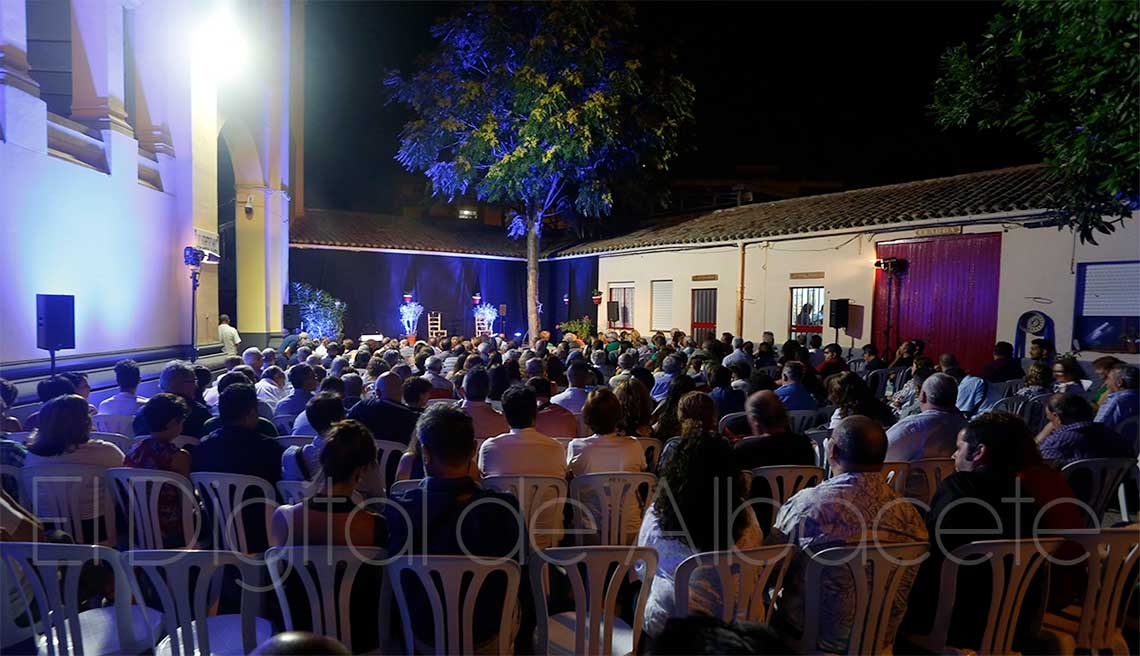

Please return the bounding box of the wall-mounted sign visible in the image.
[789,271,825,280]
[915,225,963,237]
[692,274,719,282]
[194,228,220,255]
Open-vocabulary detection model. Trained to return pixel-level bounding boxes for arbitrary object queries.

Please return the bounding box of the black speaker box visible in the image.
[828,298,850,329]
[37,294,76,351]
[283,304,301,330]
[606,301,620,323]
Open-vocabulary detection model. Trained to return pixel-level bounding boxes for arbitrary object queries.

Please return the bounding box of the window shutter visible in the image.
[651,280,673,331]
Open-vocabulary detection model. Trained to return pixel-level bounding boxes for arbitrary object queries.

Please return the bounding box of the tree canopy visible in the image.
[932,0,1138,242]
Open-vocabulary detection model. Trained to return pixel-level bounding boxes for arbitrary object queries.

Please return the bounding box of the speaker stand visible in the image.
[188,267,201,363]
[48,349,57,376]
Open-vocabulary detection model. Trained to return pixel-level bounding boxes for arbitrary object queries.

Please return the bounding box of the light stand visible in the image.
[873,257,908,355]
[184,246,219,362]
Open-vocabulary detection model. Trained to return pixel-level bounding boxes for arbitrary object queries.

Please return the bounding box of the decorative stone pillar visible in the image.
[69,0,131,135]
[0,0,47,151]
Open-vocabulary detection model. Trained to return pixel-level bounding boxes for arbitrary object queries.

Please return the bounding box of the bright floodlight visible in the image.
[193,6,247,80]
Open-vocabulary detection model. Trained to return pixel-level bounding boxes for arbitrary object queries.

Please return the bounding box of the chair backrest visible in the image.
[425,398,456,407]
[106,467,198,549]
[93,414,135,436]
[905,458,955,506]
[718,411,747,435]
[3,431,32,445]
[787,410,819,434]
[635,437,663,471]
[748,465,824,519]
[1056,526,1140,651]
[172,434,200,449]
[989,395,1026,415]
[1113,415,1138,443]
[531,546,657,656]
[865,368,902,399]
[389,478,421,497]
[995,379,1024,398]
[895,366,914,393]
[1020,396,1049,433]
[276,480,310,505]
[272,414,297,435]
[276,435,313,449]
[1,542,146,656]
[1061,458,1136,524]
[126,549,266,656]
[673,545,793,624]
[655,436,682,474]
[800,542,929,655]
[0,464,21,503]
[389,554,521,655]
[880,462,910,495]
[374,439,408,494]
[19,464,117,545]
[757,365,781,379]
[266,546,386,653]
[569,472,657,545]
[554,437,574,451]
[190,471,277,553]
[921,538,1063,655]
[90,431,133,452]
[804,428,831,469]
[482,475,569,549]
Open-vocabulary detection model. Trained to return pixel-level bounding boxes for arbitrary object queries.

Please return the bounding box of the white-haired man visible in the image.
[242,347,264,377]
[422,356,455,395]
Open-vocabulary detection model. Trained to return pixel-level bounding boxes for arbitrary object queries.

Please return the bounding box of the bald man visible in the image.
[346,371,420,445]
[734,391,817,472]
[766,415,927,653]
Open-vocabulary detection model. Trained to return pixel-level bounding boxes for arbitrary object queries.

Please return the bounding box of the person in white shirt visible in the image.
[218,315,241,355]
[97,359,148,416]
[721,337,751,369]
[242,347,265,377]
[421,356,455,395]
[884,372,967,499]
[256,366,288,405]
[551,361,591,416]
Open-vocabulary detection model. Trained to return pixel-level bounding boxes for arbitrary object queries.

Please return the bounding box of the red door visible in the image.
[691,288,717,344]
[872,233,1002,374]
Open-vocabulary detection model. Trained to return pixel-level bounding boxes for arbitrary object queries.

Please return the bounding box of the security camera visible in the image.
[244,195,254,216]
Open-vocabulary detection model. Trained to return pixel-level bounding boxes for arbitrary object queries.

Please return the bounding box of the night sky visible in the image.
[303,1,1040,214]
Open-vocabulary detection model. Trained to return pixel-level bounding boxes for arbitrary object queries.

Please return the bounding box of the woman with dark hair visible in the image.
[656,391,721,471]
[25,395,124,541]
[637,430,761,637]
[1017,362,1052,398]
[615,379,654,438]
[488,362,520,401]
[826,372,894,428]
[1051,357,1085,395]
[652,375,698,440]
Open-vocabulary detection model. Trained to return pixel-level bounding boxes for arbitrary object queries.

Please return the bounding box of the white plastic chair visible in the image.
[389,478,422,497]
[266,546,386,653]
[797,542,929,655]
[190,472,277,553]
[19,464,117,545]
[388,554,521,655]
[0,464,21,503]
[554,437,575,451]
[990,395,1027,415]
[0,542,159,656]
[717,411,747,435]
[375,439,408,494]
[276,480,310,505]
[106,467,199,549]
[673,545,793,623]
[1117,455,1139,523]
[635,437,663,471]
[569,472,656,546]
[482,475,569,549]
[1061,458,1135,524]
[748,465,824,525]
[90,431,133,453]
[93,414,135,436]
[881,461,910,496]
[127,549,272,656]
[531,546,657,656]
[788,410,819,434]
[1041,526,1139,655]
[905,457,955,506]
[276,436,313,449]
[804,428,831,469]
[271,414,297,435]
[905,538,1063,655]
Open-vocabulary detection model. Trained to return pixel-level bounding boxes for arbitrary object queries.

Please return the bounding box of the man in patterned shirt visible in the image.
[766,415,927,653]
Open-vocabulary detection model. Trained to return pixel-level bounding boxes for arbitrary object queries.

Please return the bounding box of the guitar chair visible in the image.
[127,549,273,656]
[1040,526,1139,655]
[794,542,929,655]
[904,538,1063,655]
[106,467,199,550]
[266,546,387,654]
[673,544,794,624]
[531,546,657,656]
[388,554,521,655]
[1,543,160,656]
[19,464,117,545]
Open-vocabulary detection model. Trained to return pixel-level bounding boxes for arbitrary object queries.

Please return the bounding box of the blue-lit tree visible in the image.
[387,3,694,343]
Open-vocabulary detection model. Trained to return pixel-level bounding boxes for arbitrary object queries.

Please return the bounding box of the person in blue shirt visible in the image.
[773,362,817,411]
[1094,365,1139,428]
[708,364,746,418]
[274,364,318,418]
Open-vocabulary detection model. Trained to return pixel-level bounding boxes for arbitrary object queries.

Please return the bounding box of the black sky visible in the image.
[303,1,1040,214]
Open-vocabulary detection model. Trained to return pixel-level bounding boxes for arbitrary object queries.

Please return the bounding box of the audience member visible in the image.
[651,355,684,402]
[0,379,21,433]
[1089,356,1125,407]
[528,377,578,438]
[614,378,655,438]
[734,391,816,471]
[980,341,1025,382]
[767,416,927,653]
[826,371,893,428]
[133,361,211,438]
[422,356,455,396]
[1037,393,1133,466]
[203,372,279,437]
[1094,365,1138,426]
[884,373,966,498]
[97,359,148,416]
[774,362,816,412]
[124,393,192,546]
[888,356,933,411]
[341,373,364,410]
[347,372,420,445]
[609,352,636,388]
[861,344,886,375]
[1051,357,1085,395]
[707,364,746,418]
[637,430,761,637]
[650,615,788,655]
[274,364,318,418]
[729,362,752,395]
[551,361,591,416]
[806,335,826,370]
[61,371,97,416]
[456,367,509,440]
[816,343,848,378]
[656,391,720,471]
[1028,338,1055,367]
[26,395,124,542]
[722,337,750,369]
[894,364,935,419]
[242,347,265,376]
[652,375,698,441]
[1017,362,1052,398]
[256,366,288,405]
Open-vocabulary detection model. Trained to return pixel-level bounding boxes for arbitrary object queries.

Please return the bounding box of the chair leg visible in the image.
[1118,483,1131,523]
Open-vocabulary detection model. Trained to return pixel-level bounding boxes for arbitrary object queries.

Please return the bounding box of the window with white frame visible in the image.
[608,283,635,330]
[651,280,674,331]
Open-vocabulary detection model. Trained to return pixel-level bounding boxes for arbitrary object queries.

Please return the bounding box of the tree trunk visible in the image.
[526,220,540,347]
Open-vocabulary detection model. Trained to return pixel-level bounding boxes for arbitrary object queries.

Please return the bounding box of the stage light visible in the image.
[514,332,522,337]
[873,257,907,273]
[193,4,247,81]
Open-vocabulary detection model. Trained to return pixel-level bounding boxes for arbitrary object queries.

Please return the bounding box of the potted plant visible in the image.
[591,289,603,305]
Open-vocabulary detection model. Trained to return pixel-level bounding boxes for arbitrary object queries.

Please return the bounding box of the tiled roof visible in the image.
[551,164,1058,257]
[291,208,527,259]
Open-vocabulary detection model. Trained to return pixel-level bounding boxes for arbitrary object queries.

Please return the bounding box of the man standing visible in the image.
[218,315,241,356]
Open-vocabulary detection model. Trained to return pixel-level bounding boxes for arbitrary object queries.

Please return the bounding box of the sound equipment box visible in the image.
[606,301,620,323]
[828,298,850,330]
[283,304,301,330]
[37,294,75,351]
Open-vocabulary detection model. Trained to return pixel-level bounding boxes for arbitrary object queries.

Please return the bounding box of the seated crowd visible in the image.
[0,328,1137,654]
